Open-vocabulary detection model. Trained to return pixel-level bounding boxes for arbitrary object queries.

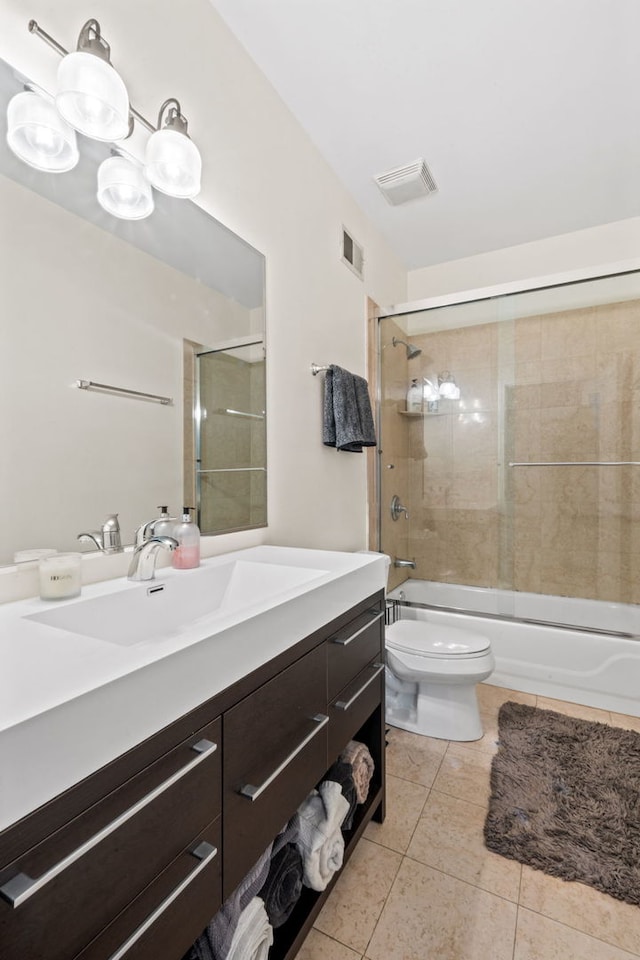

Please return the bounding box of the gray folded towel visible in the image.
[187,842,273,960]
[323,364,376,453]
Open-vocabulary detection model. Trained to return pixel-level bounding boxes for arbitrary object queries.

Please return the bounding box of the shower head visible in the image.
[392,336,422,359]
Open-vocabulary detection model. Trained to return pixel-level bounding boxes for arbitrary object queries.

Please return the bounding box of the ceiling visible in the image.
[209,0,640,270]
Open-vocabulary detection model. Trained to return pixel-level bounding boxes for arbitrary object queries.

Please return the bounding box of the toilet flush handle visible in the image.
[390,495,409,521]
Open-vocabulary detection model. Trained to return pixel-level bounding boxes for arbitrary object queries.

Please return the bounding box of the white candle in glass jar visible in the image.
[39,553,82,601]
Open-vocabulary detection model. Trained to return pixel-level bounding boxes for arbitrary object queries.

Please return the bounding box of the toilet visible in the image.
[385,618,494,741]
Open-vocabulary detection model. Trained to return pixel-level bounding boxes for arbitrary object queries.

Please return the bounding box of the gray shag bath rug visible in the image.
[484,701,640,905]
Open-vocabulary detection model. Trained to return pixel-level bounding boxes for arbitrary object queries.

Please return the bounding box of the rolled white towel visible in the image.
[226,897,273,960]
[296,780,349,891]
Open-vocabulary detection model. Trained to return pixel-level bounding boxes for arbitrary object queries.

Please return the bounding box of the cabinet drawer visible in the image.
[327,607,384,701]
[0,718,221,960]
[328,659,384,760]
[223,643,327,897]
[73,817,221,960]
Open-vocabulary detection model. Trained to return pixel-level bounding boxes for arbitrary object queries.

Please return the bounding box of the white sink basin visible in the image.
[25,560,328,646]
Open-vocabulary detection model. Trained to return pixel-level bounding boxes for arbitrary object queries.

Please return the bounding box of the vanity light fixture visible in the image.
[144,98,202,199]
[97,155,154,220]
[6,89,79,172]
[55,19,130,142]
[8,18,204,217]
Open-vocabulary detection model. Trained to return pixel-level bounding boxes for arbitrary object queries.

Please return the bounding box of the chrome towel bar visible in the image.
[76,379,173,405]
[509,461,640,467]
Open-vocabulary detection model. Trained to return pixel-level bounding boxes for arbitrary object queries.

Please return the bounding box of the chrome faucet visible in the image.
[134,514,176,548]
[127,536,178,581]
[77,513,123,554]
[394,558,416,569]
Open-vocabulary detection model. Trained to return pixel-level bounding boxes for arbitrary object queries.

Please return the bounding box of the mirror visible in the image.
[0,56,266,565]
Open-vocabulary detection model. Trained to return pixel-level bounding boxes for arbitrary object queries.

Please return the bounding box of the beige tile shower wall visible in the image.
[405,299,640,603]
[507,298,640,604]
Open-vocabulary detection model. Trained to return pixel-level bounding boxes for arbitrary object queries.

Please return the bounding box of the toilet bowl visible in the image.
[385,618,494,741]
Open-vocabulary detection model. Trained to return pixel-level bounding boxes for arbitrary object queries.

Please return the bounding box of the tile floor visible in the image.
[297,684,640,960]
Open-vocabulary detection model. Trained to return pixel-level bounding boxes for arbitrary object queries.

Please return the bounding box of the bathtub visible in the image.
[386,580,640,718]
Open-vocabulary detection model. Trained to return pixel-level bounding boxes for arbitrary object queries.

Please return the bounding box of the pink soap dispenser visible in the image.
[172,507,200,569]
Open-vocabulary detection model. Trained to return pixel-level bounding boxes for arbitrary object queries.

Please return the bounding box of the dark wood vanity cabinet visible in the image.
[0,590,385,960]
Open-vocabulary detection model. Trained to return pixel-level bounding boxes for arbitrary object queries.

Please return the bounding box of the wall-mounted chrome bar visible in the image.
[394,599,639,641]
[509,461,640,467]
[76,380,173,406]
[215,408,265,420]
[197,467,266,473]
[311,363,330,376]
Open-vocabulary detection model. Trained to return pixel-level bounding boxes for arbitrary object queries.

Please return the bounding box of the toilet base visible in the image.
[386,677,484,741]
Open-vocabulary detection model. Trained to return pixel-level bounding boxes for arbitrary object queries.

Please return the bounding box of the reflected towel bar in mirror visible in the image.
[509,461,640,467]
[76,380,173,405]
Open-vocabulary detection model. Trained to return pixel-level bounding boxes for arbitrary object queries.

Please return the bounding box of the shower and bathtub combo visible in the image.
[378,268,640,739]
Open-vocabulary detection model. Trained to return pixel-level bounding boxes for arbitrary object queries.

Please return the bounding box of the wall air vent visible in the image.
[341,226,364,280]
[374,158,437,206]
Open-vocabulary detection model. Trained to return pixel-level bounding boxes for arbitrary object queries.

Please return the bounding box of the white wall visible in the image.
[0,0,407,599]
[407,218,640,300]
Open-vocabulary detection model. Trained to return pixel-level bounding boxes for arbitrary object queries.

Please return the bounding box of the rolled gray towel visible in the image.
[258,842,304,928]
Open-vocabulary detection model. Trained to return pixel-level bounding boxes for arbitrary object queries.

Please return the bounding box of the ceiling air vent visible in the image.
[341,226,364,280]
[374,158,437,206]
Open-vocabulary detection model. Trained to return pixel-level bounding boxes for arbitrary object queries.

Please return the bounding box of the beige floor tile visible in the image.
[314,838,402,954]
[514,907,640,960]
[385,725,448,787]
[536,696,612,724]
[407,790,521,901]
[432,743,493,806]
[477,683,537,717]
[297,929,362,960]
[610,712,640,733]
[364,774,429,854]
[366,858,517,960]
[520,865,640,956]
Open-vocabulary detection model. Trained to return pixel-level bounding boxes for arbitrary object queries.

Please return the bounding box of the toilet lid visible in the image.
[386,619,491,657]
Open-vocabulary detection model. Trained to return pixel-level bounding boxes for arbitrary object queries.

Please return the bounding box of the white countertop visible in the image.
[0,545,386,831]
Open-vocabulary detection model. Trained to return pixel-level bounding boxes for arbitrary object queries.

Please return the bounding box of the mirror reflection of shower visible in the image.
[391,336,422,359]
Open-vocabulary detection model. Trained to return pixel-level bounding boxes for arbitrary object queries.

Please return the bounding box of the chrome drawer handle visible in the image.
[0,738,218,909]
[239,714,329,801]
[335,663,384,711]
[332,611,384,646]
[107,841,218,960]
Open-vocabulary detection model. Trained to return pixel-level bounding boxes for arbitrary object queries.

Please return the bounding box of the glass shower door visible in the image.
[195,340,266,535]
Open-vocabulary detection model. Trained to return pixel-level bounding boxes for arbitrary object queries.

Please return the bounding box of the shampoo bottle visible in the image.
[172,507,200,569]
[153,505,175,539]
[406,378,423,413]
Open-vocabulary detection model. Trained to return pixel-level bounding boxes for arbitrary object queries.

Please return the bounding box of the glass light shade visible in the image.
[6,91,79,172]
[144,128,201,198]
[56,51,129,141]
[438,374,461,400]
[97,156,154,220]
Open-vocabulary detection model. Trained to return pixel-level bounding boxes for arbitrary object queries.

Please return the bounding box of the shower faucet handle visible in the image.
[390,495,409,521]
